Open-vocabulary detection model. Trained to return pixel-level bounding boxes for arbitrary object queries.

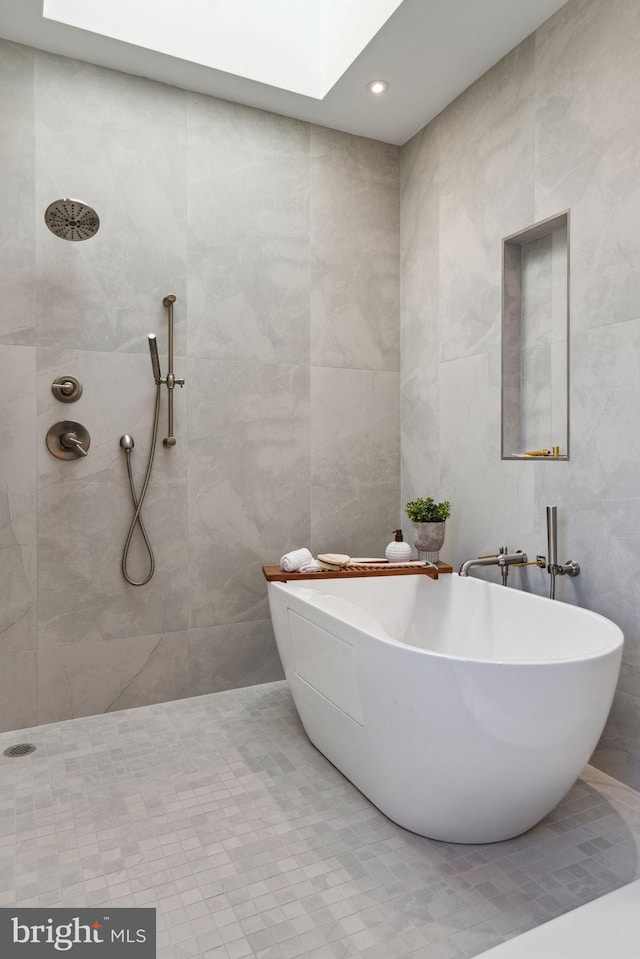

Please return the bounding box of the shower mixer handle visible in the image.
[60,431,89,456]
[46,420,91,459]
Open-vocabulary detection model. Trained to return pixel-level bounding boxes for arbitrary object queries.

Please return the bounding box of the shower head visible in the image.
[148,334,162,385]
[44,198,100,241]
[120,434,135,452]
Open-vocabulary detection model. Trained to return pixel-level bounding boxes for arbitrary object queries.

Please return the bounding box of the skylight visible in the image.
[43,0,404,99]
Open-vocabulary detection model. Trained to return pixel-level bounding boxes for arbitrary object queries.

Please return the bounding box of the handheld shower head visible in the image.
[120,434,135,452]
[148,334,162,385]
[44,198,100,241]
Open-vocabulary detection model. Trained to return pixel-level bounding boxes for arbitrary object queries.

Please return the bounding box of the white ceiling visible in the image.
[0,0,570,145]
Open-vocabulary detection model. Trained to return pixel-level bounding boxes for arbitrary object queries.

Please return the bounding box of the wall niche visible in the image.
[501,211,569,461]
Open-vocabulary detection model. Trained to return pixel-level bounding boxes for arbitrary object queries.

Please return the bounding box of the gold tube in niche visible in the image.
[552,446,560,457]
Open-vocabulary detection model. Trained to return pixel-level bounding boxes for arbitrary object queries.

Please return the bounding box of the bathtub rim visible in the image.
[269,575,624,668]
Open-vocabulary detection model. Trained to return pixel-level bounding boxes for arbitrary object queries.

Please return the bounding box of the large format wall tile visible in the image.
[439,351,533,566]
[311,127,400,372]
[0,43,35,347]
[188,358,310,628]
[400,42,536,557]
[535,0,640,333]
[310,366,400,556]
[399,0,640,789]
[401,366,441,517]
[187,620,283,696]
[37,631,189,724]
[592,687,640,792]
[34,52,187,355]
[400,123,442,517]
[531,319,640,654]
[0,39,402,733]
[0,652,37,732]
[187,95,310,366]
[0,347,37,658]
[400,124,440,362]
[36,348,189,648]
[0,351,38,733]
[437,40,535,366]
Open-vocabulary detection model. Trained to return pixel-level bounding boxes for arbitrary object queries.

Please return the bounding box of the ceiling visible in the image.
[0,0,570,145]
[40,0,407,100]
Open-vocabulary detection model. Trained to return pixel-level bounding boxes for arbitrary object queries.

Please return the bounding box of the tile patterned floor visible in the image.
[1,681,640,959]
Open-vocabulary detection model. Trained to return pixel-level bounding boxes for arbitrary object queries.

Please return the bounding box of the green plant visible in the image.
[405,496,451,523]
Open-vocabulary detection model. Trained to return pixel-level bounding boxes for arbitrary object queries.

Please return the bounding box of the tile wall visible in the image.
[400,0,640,788]
[3,0,640,797]
[0,41,400,730]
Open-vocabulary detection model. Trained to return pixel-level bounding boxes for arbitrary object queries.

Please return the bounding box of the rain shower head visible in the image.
[44,198,100,241]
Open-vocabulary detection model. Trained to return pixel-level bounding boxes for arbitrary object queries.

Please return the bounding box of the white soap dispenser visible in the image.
[385,529,412,563]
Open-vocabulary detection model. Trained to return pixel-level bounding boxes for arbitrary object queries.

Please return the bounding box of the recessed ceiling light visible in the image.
[366,79,389,96]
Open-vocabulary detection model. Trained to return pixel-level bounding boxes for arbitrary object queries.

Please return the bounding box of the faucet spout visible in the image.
[458,548,527,581]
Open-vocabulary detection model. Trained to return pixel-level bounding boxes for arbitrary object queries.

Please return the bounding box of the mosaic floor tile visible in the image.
[1,681,640,958]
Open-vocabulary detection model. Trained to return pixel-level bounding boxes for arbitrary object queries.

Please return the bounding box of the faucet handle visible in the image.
[514,555,546,568]
[60,431,89,456]
[46,420,91,460]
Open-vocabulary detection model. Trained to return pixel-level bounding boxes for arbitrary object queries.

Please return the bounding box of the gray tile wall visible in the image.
[0,41,400,730]
[5,0,637,798]
[400,0,640,788]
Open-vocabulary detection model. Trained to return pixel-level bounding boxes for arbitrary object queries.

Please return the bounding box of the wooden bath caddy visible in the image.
[263,560,453,582]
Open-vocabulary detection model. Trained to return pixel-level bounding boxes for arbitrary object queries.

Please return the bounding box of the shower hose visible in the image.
[121,382,162,586]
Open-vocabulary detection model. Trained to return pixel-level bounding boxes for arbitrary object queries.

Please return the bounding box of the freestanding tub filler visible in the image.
[268,573,623,843]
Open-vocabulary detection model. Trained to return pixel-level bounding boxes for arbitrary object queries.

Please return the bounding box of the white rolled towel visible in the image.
[280,547,314,572]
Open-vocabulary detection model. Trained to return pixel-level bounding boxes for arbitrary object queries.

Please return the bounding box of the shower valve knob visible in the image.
[51,375,83,403]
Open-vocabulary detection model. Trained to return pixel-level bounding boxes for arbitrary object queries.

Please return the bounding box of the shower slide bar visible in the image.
[120,293,185,586]
[148,294,185,446]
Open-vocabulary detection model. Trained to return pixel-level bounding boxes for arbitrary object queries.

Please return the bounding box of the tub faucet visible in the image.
[458,547,527,585]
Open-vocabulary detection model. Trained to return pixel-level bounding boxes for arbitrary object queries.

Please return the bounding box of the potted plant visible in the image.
[405,496,451,554]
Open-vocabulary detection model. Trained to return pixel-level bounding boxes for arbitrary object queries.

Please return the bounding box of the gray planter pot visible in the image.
[411,521,446,553]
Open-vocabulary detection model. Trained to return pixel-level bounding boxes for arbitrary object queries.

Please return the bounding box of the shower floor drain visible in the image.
[3,743,36,758]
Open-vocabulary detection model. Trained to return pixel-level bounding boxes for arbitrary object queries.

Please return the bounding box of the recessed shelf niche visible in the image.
[501,211,569,461]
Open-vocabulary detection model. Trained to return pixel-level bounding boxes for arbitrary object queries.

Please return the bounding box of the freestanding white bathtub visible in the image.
[268,573,623,843]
